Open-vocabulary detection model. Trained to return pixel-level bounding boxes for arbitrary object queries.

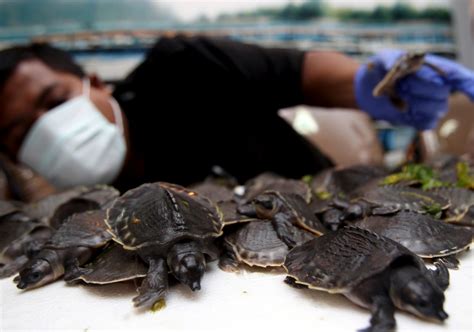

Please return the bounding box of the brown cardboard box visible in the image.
[437,93,474,156]
[279,106,384,166]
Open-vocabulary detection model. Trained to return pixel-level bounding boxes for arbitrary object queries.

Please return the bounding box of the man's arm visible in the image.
[301,51,359,109]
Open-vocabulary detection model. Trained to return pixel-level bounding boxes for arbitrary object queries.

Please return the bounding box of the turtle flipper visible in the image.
[133,258,168,308]
[63,265,92,283]
[359,296,396,332]
[202,242,220,262]
[272,213,298,249]
[64,258,86,282]
[431,261,450,291]
[236,203,258,217]
[218,241,240,273]
[434,255,459,270]
[423,61,446,76]
[284,276,308,289]
[0,256,29,279]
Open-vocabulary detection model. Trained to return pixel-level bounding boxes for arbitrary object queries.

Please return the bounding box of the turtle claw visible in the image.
[133,289,166,308]
[357,323,395,332]
[218,259,239,273]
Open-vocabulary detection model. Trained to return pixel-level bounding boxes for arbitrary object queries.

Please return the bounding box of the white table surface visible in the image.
[1,250,472,332]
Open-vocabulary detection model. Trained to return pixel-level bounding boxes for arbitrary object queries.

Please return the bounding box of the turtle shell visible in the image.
[46,210,111,249]
[225,220,315,268]
[106,182,223,253]
[218,200,254,226]
[22,186,91,222]
[351,185,450,214]
[310,165,387,198]
[309,196,333,214]
[284,227,425,293]
[70,243,147,284]
[353,211,472,258]
[243,173,311,203]
[48,185,120,229]
[190,181,235,203]
[78,185,120,209]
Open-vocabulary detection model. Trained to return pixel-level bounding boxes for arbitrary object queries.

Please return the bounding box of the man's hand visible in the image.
[354,50,474,130]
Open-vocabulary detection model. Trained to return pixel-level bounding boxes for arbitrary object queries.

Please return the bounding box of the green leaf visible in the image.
[456,162,474,189]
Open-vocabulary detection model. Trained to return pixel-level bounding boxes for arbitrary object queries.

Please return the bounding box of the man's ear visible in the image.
[89,74,112,95]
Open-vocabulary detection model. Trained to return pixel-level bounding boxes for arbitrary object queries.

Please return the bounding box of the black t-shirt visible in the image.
[113,35,332,190]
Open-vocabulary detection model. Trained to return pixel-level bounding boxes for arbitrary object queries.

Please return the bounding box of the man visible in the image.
[0,36,473,192]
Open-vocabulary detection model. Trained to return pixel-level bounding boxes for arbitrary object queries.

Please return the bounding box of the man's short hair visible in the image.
[0,43,85,93]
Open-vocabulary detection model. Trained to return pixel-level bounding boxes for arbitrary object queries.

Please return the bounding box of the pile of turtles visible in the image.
[1,155,473,331]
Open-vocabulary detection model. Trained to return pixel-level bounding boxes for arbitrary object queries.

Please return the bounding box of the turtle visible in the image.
[352,211,472,269]
[240,172,312,204]
[340,184,450,221]
[0,201,53,278]
[371,52,445,110]
[105,182,224,308]
[238,191,327,249]
[219,219,315,272]
[14,209,111,290]
[284,227,449,332]
[66,242,147,285]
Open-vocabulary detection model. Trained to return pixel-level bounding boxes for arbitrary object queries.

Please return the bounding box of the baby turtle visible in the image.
[341,184,450,220]
[284,227,449,332]
[106,182,223,308]
[0,202,52,278]
[239,191,326,248]
[353,211,472,269]
[219,219,315,272]
[67,243,147,285]
[372,52,444,110]
[15,210,110,290]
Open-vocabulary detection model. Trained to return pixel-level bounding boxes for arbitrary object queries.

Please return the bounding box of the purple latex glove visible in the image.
[355,50,474,130]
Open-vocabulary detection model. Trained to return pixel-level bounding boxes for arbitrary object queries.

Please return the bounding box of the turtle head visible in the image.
[390,265,448,322]
[15,259,55,290]
[253,193,280,218]
[167,242,206,291]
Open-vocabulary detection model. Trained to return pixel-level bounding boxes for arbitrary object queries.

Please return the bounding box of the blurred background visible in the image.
[0,0,466,80]
[0,0,473,200]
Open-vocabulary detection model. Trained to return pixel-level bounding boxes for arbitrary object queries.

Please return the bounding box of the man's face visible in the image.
[0,59,118,160]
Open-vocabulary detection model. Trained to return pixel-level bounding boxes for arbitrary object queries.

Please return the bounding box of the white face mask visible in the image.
[19,79,126,189]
